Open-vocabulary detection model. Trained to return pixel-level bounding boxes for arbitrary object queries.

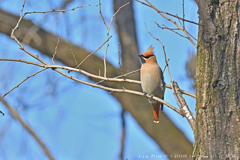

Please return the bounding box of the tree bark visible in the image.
[194,0,240,159]
[0,9,193,157]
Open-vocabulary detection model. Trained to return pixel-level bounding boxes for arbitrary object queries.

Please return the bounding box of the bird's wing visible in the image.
[160,67,165,111]
[159,67,166,92]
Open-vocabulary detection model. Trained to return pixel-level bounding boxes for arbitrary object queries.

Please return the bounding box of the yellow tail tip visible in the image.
[153,120,159,123]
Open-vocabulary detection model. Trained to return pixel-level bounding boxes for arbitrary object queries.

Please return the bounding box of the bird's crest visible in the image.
[142,45,154,57]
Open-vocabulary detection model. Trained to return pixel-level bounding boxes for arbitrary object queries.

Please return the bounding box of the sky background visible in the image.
[0,0,198,159]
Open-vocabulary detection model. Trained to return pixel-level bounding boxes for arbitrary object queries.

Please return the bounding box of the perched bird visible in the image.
[139,46,165,123]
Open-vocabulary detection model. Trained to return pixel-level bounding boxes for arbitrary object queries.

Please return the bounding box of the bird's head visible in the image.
[139,45,157,64]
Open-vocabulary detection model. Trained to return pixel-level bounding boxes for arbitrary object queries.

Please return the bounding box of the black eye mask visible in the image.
[143,55,152,59]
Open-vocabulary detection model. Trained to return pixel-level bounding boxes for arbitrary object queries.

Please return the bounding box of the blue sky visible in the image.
[0,0,198,159]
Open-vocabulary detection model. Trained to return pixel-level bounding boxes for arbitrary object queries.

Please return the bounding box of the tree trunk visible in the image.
[194,0,240,159]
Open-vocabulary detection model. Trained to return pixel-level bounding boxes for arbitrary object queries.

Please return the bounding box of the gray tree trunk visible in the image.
[194,0,240,159]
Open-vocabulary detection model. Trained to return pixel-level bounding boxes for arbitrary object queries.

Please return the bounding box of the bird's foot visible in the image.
[149,94,155,100]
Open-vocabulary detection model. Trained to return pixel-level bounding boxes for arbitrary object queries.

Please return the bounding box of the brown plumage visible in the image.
[139,46,165,123]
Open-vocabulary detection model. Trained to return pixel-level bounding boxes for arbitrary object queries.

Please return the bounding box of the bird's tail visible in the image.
[152,103,160,123]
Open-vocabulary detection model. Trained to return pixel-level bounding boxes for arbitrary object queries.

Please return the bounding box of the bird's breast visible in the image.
[141,72,160,94]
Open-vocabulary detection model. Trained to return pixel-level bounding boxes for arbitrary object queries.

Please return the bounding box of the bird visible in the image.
[139,45,165,123]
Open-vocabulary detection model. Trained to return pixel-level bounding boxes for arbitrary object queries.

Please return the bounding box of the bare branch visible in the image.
[182,0,185,29]
[2,62,179,115]
[138,0,197,48]
[118,43,123,75]
[0,59,44,66]
[178,18,198,41]
[155,22,188,39]
[99,0,108,29]
[96,69,141,85]
[11,21,47,64]
[0,96,54,160]
[135,0,201,26]
[173,81,195,131]
[71,49,79,66]
[163,58,170,73]
[52,38,60,65]
[24,4,99,16]
[11,3,99,65]
[2,68,47,99]
[148,0,197,48]
[185,30,198,42]
[76,36,112,69]
[20,0,26,17]
[0,58,196,98]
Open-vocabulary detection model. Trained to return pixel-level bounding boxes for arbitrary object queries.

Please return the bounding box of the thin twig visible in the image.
[147,0,197,48]
[178,16,198,41]
[24,4,99,16]
[11,22,47,64]
[0,96,54,160]
[103,2,130,77]
[99,0,108,29]
[0,58,196,98]
[11,3,99,65]
[0,59,45,66]
[155,22,188,39]
[11,2,47,65]
[76,36,112,69]
[145,24,181,109]
[163,59,170,73]
[2,68,47,99]
[52,38,60,65]
[184,27,198,41]
[96,69,141,85]
[182,0,185,29]
[135,0,201,26]
[118,43,123,75]
[71,49,79,66]
[20,0,26,16]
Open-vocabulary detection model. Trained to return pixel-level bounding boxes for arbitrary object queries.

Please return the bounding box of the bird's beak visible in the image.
[139,55,145,63]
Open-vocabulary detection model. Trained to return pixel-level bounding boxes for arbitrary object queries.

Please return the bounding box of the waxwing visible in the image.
[139,46,166,123]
